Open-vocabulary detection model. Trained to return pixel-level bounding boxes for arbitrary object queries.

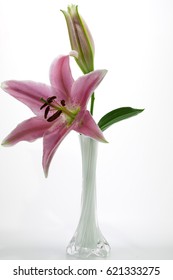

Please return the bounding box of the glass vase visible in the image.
[66,135,110,258]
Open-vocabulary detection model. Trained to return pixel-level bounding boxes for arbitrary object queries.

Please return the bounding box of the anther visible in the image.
[47,110,62,122]
[40,102,48,110]
[44,106,50,119]
[40,96,57,110]
[47,96,57,103]
[61,100,66,106]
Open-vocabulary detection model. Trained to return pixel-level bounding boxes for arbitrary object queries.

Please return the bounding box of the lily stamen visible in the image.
[47,96,57,103]
[47,110,62,122]
[61,100,66,106]
[40,97,57,109]
[44,106,50,119]
[40,96,79,121]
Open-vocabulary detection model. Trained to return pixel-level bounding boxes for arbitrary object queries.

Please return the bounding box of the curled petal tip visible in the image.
[44,169,48,178]
[102,138,109,144]
[1,81,8,90]
[98,133,109,144]
[43,160,49,178]
[96,69,108,81]
[102,69,108,76]
[1,140,10,147]
[69,50,79,58]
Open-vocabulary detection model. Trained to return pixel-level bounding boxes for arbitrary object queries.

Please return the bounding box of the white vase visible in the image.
[66,135,110,258]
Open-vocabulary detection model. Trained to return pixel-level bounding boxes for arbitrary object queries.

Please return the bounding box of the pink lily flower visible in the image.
[1,55,107,176]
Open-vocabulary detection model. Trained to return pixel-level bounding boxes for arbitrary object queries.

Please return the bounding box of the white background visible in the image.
[0,0,173,260]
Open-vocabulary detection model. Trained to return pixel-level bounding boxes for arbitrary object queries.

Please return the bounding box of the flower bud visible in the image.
[61,5,94,74]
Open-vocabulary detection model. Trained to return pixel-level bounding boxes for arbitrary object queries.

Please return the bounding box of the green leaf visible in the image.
[98,107,144,131]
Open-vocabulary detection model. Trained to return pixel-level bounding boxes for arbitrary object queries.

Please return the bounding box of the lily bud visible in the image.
[61,5,95,74]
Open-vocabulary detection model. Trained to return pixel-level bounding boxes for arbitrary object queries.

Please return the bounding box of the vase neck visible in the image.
[80,135,98,184]
[79,135,98,224]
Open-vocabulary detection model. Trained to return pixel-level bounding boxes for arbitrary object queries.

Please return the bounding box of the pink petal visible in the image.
[1,80,52,116]
[43,121,74,177]
[71,69,107,107]
[74,110,107,143]
[2,117,51,146]
[49,55,74,101]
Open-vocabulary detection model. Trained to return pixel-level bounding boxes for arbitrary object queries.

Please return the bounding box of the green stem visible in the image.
[90,92,95,115]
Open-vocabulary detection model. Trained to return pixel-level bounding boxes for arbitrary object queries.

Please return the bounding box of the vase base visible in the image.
[66,239,111,258]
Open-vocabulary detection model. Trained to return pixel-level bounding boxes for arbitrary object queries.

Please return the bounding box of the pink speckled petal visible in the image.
[43,121,74,177]
[2,117,51,146]
[71,69,107,107]
[49,55,74,101]
[1,80,52,116]
[74,110,107,143]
